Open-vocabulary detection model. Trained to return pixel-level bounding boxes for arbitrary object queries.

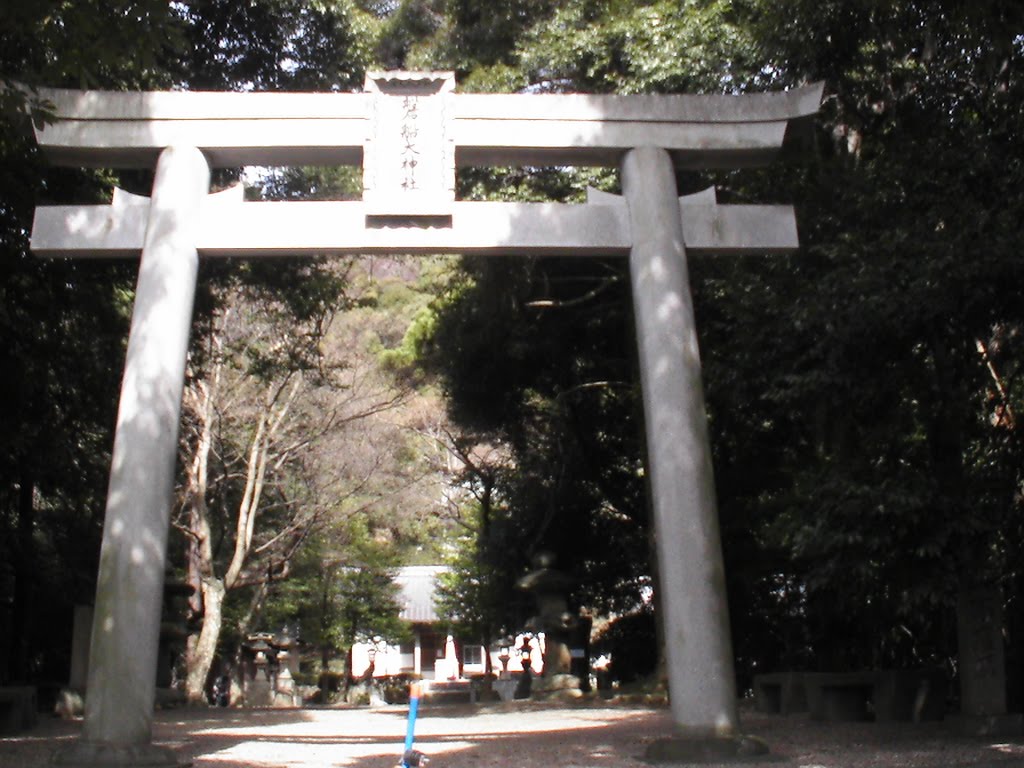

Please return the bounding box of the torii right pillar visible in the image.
[623,146,764,761]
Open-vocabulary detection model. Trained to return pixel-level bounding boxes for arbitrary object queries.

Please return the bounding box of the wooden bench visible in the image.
[0,686,38,734]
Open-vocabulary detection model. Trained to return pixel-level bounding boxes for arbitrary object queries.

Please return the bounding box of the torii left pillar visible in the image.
[54,145,209,768]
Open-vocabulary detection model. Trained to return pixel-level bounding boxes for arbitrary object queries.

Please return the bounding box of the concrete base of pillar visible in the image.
[645,734,772,764]
[51,741,190,768]
[948,713,1024,737]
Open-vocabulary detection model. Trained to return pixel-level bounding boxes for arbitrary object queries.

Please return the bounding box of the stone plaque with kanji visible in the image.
[363,71,455,218]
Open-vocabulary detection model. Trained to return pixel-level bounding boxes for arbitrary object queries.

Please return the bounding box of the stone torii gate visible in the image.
[31,71,822,766]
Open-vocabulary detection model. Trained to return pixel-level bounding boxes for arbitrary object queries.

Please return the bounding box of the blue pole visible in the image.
[402,682,422,766]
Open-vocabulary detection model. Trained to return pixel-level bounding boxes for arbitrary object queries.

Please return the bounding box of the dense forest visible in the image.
[1,0,1022,708]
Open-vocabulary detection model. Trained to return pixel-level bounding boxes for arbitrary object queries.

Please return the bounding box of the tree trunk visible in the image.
[178,318,321,704]
[319,644,332,703]
[342,643,354,695]
[186,576,226,703]
[182,373,218,703]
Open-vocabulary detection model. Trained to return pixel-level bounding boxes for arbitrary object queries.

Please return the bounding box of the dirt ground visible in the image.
[3,701,1024,768]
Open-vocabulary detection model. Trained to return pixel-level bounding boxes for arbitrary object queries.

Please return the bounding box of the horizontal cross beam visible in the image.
[33,80,824,170]
[31,186,798,258]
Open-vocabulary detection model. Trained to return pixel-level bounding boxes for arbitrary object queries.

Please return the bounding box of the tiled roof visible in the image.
[395,565,448,623]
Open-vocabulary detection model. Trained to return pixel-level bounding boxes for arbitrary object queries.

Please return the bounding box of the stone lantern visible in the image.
[516,552,586,698]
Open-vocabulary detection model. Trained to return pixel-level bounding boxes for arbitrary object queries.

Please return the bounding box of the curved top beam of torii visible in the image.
[31,71,824,259]
[34,71,824,170]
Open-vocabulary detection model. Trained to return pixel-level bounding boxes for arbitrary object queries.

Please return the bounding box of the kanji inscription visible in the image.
[363,71,455,218]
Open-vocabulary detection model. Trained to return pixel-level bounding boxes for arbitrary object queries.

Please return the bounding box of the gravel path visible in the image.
[3,702,1023,767]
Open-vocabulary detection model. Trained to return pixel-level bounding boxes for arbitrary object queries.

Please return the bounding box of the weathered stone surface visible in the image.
[78,145,209,757]
[623,146,740,738]
[752,673,807,715]
[797,670,948,722]
[363,71,455,216]
[957,585,1008,717]
[33,82,824,169]
[32,196,798,259]
[530,673,584,702]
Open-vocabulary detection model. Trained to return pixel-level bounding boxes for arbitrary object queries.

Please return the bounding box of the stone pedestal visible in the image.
[515,552,581,685]
[245,676,273,707]
[530,673,584,701]
[623,146,743,747]
[54,145,209,768]
[272,667,298,707]
[493,679,517,702]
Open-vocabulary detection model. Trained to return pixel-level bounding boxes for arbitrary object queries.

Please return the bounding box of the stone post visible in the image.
[953,585,1023,735]
[623,147,761,760]
[69,604,94,692]
[55,145,209,768]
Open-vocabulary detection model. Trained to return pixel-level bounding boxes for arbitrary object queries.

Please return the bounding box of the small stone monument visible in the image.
[272,628,300,707]
[953,585,1023,735]
[243,635,275,707]
[55,605,93,718]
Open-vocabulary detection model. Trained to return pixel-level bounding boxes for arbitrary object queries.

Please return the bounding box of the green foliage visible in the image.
[0,0,181,683]
[695,2,1024,674]
[713,0,1024,669]
[373,256,461,383]
[442,0,556,71]
[424,252,652,619]
[434,504,526,647]
[261,520,409,661]
[377,304,441,374]
[172,0,372,91]
[592,610,657,684]
[373,0,447,69]
[518,0,761,93]
[1,0,182,104]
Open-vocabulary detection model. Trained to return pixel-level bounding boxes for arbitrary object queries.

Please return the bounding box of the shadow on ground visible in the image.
[4,702,1024,768]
